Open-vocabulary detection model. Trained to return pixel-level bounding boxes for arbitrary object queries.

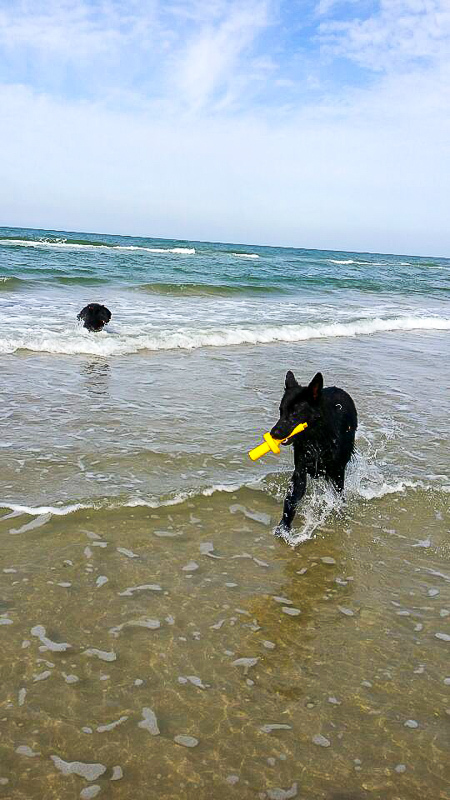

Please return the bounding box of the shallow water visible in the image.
[0,228,449,799]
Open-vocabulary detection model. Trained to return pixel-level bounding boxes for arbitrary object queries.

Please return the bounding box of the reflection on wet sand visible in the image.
[0,485,448,800]
[81,359,111,397]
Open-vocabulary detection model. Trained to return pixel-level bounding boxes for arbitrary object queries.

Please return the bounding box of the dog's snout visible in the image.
[271,422,286,439]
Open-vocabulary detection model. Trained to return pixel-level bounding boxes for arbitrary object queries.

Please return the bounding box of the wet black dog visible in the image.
[271,371,357,535]
[77,303,111,332]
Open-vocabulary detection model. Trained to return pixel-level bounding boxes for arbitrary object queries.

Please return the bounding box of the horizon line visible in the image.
[0,223,448,262]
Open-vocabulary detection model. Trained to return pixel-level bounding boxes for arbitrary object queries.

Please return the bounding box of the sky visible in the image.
[0,0,449,255]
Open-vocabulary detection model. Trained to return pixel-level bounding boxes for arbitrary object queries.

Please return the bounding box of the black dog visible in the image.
[271,371,357,535]
[77,303,111,332]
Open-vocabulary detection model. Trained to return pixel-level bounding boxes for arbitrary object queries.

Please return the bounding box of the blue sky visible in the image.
[1,1,449,255]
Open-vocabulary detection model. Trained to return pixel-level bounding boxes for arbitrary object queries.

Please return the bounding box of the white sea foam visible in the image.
[0,483,245,518]
[276,450,426,547]
[124,482,243,510]
[2,502,90,516]
[327,258,390,266]
[9,512,52,534]
[328,259,355,264]
[138,707,160,736]
[231,253,260,259]
[83,648,117,661]
[0,239,107,251]
[31,625,71,652]
[50,756,106,780]
[118,246,195,254]
[0,316,448,356]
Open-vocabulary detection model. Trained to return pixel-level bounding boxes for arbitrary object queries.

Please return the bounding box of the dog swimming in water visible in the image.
[271,371,357,536]
[77,303,111,332]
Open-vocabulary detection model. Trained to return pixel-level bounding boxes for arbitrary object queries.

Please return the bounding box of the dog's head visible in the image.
[270,371,323,443]
[78,303,111,332]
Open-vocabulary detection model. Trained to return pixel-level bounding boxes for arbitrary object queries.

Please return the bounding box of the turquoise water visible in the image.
[0,227,449,799]
[1,225,449,296]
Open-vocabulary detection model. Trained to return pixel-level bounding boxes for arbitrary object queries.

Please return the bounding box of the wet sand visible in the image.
[1,485,449,800]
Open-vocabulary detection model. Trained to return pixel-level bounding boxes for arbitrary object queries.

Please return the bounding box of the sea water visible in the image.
[0,227,449,799]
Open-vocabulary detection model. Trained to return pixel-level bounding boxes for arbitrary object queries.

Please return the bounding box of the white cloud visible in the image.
[1,68,449,255]
[173,1,272,111]
[0,0,163,102]
[0,1,137,56]
[320,0,450,72]
[0,1,276,110]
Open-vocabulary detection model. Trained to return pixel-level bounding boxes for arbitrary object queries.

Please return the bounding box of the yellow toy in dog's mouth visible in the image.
[248,422,308,461]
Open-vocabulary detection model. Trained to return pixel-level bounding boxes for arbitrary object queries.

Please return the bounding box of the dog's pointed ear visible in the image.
[285,370,298,390]
[308,372,323,403]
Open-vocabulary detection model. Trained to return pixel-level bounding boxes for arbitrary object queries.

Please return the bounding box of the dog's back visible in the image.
[296,384,357,483]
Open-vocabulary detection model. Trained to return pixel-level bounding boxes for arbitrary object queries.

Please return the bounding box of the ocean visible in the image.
[0,226,449,799]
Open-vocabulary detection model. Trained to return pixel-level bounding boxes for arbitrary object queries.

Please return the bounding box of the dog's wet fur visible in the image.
[271,371,357,535]
[77,303,111,332]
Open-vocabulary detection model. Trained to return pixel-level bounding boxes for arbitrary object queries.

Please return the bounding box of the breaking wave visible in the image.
[0,483,248,520]
[0,468,427,525]
[0,315,448,356]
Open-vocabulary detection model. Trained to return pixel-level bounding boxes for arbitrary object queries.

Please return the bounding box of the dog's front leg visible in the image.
[275,469,307,536]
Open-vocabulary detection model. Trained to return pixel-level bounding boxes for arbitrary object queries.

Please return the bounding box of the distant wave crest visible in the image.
[328,259,356,265]
[0,237,195,255]
[119,246,195,255]
[231,252,260,259]
[0,237,261,260]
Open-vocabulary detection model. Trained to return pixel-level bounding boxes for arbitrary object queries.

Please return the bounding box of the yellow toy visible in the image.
[248,422,308,461]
